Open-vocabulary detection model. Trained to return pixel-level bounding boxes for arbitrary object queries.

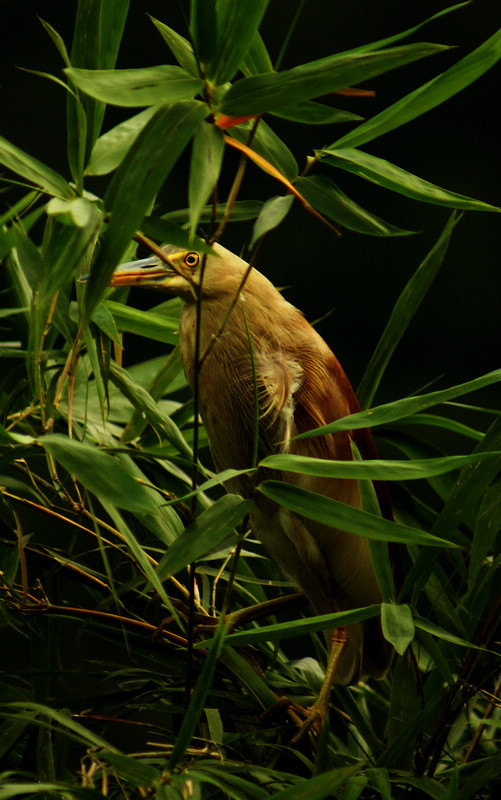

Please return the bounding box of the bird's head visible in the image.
[109,243,251,303]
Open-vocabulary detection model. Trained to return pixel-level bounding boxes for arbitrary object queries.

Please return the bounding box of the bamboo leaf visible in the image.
[86,107,157,176]
[469,480,501,591]
[215,606,381,647]
[251,195,294,247]
[83,100,206,321]
[167,622,228,769]
[67,0,130,180]
[333,28,501,149]
[240,31,274,76]
[149,16,198,75]
[0,136,73,199]
[381,603,415,655]
[295,369,501,441]
[108,361,192,458]
[319,149,500,213]
[65,65,203,107]
[221,43,448,116]
[259,452,501,481]
[105,300,179,344]
[189,122,225,239]
[358,213,458,407]
[156,494,252,579]
[258,481,456,546]
[295,175,414,236]
[206,0,270,85]
[39,434,158,514]
[273,102,362,125]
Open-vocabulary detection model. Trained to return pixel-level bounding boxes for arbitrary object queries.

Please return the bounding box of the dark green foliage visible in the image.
[0,2,500,798]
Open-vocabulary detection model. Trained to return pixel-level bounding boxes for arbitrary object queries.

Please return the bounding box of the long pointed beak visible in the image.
[108,256,176,287]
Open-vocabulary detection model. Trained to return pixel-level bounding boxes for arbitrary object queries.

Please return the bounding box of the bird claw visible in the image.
[290,703,326,744]
[261,697,327,744]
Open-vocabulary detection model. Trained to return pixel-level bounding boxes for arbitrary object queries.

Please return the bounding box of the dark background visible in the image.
[1,0,500,404]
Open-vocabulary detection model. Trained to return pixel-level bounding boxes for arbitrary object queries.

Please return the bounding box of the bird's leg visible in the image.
[290,626,348,744]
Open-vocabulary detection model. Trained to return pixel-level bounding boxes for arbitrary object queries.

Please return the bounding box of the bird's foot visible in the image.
[261,696,327,744]
[290,701,327,744]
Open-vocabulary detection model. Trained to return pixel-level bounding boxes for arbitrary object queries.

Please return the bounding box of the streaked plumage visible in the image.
[111,243,393,686]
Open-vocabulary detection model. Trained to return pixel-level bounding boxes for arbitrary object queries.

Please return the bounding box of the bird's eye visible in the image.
[184,252,200,269]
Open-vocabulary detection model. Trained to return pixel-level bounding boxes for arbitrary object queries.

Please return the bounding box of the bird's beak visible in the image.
[107,256,177,288]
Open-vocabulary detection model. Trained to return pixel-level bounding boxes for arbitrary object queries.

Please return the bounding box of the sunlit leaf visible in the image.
[65,65,203,107]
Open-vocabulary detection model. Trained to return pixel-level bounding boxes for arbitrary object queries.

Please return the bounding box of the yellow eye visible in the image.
[184,252,200,269]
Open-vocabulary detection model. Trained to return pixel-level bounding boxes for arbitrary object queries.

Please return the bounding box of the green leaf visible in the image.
[295,175,414,236]
[65,65,203,107]
[38,18,71,66]
[164,199,263,225]
[40,205,101,298]
[86,107,157,176]
[141,217,214,255]
[353,3,470,54]
[190,0,217,68]
[469,480,501,590]
[319,148,500,213]
[251,195,294,247]
[205,0,270,85]
[381,603,415,655]
[240,31,274,76]
[156,494,252,579]
[67,0,130,180]
[413,616,480,650]
[167,622,228,769]
[0,135,73,199]
[231,119,298,181]
[189,121,225,239]
[39,434,157,514]
[149,16,198,75]
[216,605,381,647]
[97,752,160,785]
[259,452,501,481]
[221,43,448,116]
[191,764,269,800]
[108,361,192,458]
[333,27,501,149]
[357,213,458,408]
[83,100,206,321]
[105,300,179,344]
[295,369,501,440]
[273,102,362,125]
[257,481,455,546]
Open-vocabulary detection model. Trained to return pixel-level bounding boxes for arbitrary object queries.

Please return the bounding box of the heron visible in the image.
[108,242,394,735]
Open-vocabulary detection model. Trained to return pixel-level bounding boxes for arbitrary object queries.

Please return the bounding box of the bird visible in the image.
[108,242,393,733]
